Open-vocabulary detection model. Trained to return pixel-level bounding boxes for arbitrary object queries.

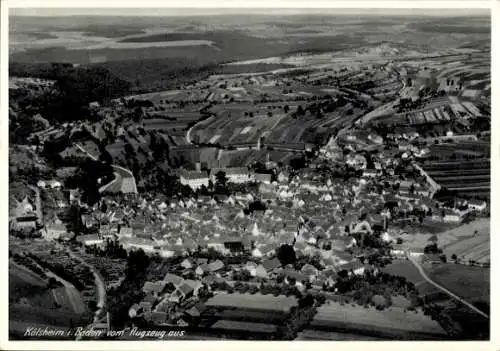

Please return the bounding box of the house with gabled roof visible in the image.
[139,294,157,312]
[195,263,209,276]
[181,259,193,270]
[164,273,184,288]
[283,269,309,288]
[185,302,207,319]
[207,259,224,272]
[262,257,281,272]
[45,221,67,240]
[183,279,204,296]
[169,283,195,303]
[142,281,167,297]
[339,260,367,276]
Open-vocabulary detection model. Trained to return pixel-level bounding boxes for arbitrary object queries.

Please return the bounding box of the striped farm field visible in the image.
[297,329,385,340]
[423,110,437,122]
[442,219,490,264]
[205,293,298,313]
[461,102,481,116]
[461,90,481,99]
[416,112,426,123]
[209,320,278,334]
[308,302,448,339]
[213,309,288,324]
[433,108,444,120]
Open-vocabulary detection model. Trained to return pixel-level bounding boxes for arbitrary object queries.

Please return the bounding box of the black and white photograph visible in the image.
[3,1,495,346]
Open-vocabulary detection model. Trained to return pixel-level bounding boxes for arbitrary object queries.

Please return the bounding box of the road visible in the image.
[75,143,137,193]
[27,184,43,223]
[407,254,489,319]
[64,247,107,322]
[412,162,441,197]
[185,115,215,145]
[98,171,121,193]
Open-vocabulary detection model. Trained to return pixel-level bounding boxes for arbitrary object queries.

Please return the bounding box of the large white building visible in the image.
[210,167,254,184]
[179,170,210,190]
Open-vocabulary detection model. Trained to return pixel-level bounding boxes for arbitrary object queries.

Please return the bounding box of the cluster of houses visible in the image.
[128,246,377,327]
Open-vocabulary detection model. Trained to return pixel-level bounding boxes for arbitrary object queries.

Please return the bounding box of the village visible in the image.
[9,122,489,337]
[8,11,491,340]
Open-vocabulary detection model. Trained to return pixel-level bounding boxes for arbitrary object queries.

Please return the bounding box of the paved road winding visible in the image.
[75,143,137,193]
[407,254,489,319]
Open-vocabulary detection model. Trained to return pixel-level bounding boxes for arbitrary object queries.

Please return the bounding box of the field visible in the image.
[199,293,299,339]
[50,286,87,314]
[308,302,448,339]
[9,261,47,288]
[381,261,443,300]
[395,219,489,253]
[9,259,90,339]
[382,260,425,284]
[443,235,490,264]
[424,264,489,306]
[10,304,88,337]
[422,159,490,199]
[209,320,278,334]
[205,293,298,312]
[10,258,88,314]
[442,219,491,263]
[10,12,490,93]
[296,329,385,340]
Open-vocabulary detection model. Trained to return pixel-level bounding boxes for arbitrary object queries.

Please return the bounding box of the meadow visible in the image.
[308,302,448,339]
[424,264,489,307]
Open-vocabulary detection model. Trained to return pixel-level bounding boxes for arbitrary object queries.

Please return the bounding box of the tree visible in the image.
[277,244,296,266]
[215,171,228,188]
[47,277,59,289]
[451,253,457,261]
[296,105,305,116]
[299,294,315,308]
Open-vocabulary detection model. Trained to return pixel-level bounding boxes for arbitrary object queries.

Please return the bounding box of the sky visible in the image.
[10,7,490,17]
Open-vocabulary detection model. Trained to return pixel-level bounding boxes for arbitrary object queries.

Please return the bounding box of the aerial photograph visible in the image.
[7,7,491,341]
